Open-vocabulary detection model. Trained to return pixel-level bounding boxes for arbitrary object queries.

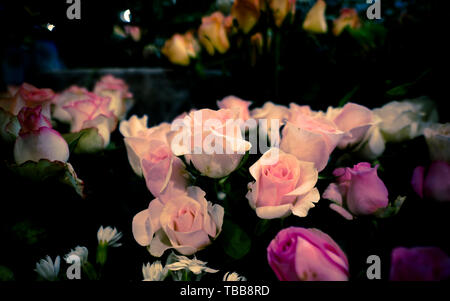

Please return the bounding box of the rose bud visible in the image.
[198,12,231,55]
[323,162,389,219]
[390,247,450,281]
[302,0,328,34]
[94,75,133,120]
[132,186,224,257]
[411,161,450,202]
[332,8,361,36]
[269,0,296,27]
[217,95,252,121]
[170,108,251,178]
[424,123,450,163]
[281,107,344,172]
[267,227,349,281]
[247,148,320,219]
[13,106,69,165]
[52,85,91,123]
[124,25,141,42]
[63,93,117,153]
[231,0,260,34]
[161,31,201,66]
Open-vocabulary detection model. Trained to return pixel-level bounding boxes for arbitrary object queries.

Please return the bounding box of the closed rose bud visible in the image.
[13,106,69,165]
[2,83,54,118]
[198,12,230,55]
[94,75,133,120]
[411,161,450,202]
[231,0,260,34]
[332,8,361,36]
[267,227,349,281]
[390,247,450,281]
[161,32,200,66]
[132,186,224,257]
[217,95,252,121]
[269,0,296,27]
[247,148,320,219]
[53,86,91,123]
[323,162,389,219]
[303,0,328,34]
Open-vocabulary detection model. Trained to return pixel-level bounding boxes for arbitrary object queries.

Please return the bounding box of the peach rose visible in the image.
[269,0,296,27]
[247,148,319,219]
[302,0,328,34]
[161,32,201,66]
[63,93,117,153]
[94,75,133,120]
[332,8,361,36]
[13,106,69,165]
[132,186,224,257]
[231,0,260,34]
[170,108,251,178]
[281,108,344,171]
[217,95,252,121]
[198,12,230,55]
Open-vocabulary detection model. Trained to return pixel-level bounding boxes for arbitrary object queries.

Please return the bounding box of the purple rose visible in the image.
[323,162,389,219]
[267,227,349,281]
[390,247,450,281]
[411,161,450,202]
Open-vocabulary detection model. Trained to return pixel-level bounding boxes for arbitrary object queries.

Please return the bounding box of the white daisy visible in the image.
[97,226,122,247]
[165,253,219,275]
[142,261,167,281]
[223,271,247,281]
[64,246,88,265]
[35,255,60,281]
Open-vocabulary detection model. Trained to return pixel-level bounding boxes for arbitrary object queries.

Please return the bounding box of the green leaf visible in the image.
[220,219,251,260]
[374,196,406,219]
[338,85,359,107]
[254,219,272,237]
[0,266,14,281]
[62,130,88,153]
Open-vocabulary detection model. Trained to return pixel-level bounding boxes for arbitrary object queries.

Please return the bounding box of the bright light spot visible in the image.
[120,9,131,23]
[46,23,55,31]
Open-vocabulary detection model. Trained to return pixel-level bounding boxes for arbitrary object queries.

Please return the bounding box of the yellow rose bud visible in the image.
[332,8,361,36]
[231,0,261,34]
[198,12,231,55]
[303,0,328,34]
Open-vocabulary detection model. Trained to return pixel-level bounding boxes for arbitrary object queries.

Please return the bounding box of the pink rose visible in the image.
[331,103,375,149]
[390,247,450,281]
[217,95,252,121]
[13,106,69,165]
[246,148,320,219]
[0,83,54,118]
[94,75,133,119]
[170,108,251,178]
[411,161,450,202]
[63,93,117,152]
[323,162,389,219]
[267,227,349,281]
[132,186,224,257]
[52,85,90,123]
[281,109,344,171]
[250,102,290,132]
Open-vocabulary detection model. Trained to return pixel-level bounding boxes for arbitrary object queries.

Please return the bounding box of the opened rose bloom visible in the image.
[198,12,230,55]
[269,0,296,27]
[170,108,251,178]
[332,8,361,36]
[323,162,389,219]
[0,83,54,118]
[303,0,328,34]
[94,74,133,120]
[14,106,69,165]
[411,161,450,203]
[161,31,200,66]
[132,186,224,257]
[63,93,117,153]
[231,0,260,34]
[281,106,344,171]
[52,86,91,123]
[250,101,289,133]
[246,148,319,219]
[390,247,450,281]
[423,123,450,162]
[217,95,252,121]
[267,227,349,281]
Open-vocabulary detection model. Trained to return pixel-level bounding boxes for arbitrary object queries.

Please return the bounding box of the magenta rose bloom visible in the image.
[411,161,450,202]
[390,247,450,281]
[323,162,389,219]
[267,227,349,281]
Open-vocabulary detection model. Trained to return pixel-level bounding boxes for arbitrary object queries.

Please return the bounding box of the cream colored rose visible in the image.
[424,123,450,162]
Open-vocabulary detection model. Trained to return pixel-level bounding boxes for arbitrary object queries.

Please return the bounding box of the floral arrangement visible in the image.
[2,76,448,282]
